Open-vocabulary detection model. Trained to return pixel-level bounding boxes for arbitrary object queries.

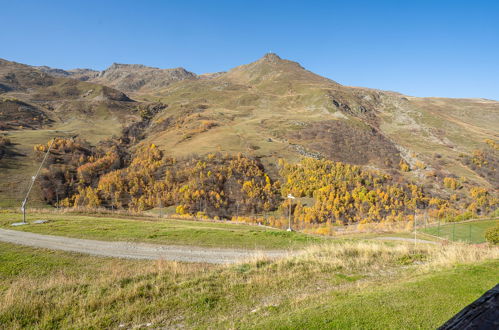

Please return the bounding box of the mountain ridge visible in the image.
[25,53,499,101]
[32,61,197,93]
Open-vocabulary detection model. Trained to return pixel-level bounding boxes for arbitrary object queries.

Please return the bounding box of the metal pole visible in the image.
[21,138,55,224]
[414,210,417,249]
[469,223,472,243]
[452,223,455,241]
[286,194,295,231]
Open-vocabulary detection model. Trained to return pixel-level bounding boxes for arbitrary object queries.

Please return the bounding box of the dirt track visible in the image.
[0,229,290,264]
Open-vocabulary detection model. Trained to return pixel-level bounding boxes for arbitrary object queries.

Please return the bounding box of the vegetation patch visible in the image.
[288,119,401,168]
[485,224,499,244]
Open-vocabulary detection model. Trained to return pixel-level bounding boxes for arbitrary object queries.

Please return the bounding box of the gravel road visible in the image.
[0,229,290,264]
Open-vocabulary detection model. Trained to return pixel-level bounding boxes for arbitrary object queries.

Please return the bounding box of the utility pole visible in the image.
[287,194,295,232]
[20,138,55,225]
[414,209,417,249]
[424,209,428,231]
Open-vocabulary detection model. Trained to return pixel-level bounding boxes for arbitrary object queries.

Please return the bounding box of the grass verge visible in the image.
[247,260,499,329]
[0,211,322,249]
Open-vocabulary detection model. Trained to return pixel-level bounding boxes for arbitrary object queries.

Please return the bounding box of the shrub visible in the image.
[485,225,499,245]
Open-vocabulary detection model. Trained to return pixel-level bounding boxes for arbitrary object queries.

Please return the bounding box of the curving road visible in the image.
[0,229,290,264]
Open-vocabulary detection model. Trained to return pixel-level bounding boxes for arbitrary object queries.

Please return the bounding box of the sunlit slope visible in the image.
[133,54,498,187]
[140,55,397,165]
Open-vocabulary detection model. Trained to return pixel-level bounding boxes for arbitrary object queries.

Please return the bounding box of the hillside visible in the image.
[0,54,497,217]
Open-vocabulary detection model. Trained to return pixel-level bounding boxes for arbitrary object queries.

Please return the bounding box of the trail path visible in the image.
[0,229,289,264]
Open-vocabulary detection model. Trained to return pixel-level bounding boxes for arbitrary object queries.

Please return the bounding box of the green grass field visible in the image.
[0,212,323,249]
[249,260,499,329]
[0,240,497,329]
[421,219,498,243]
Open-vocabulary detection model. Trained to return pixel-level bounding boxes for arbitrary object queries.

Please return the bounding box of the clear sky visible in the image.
[1,0,498,100]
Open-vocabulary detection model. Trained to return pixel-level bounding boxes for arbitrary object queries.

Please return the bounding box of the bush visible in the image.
[484,225,499,245]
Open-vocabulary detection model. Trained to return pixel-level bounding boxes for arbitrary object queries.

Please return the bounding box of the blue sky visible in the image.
[1,0,498,99]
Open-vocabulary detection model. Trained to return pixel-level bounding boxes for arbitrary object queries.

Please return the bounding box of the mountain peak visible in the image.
[261,52,283,63]
[224,52,336,85]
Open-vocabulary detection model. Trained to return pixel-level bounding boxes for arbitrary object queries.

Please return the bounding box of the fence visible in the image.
[419,218,498,244]
[2,197,497,243]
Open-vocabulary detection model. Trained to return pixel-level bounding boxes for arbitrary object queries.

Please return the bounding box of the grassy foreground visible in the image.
[0,211,322,249]
[421,219,498,243]
[0,240,497,329]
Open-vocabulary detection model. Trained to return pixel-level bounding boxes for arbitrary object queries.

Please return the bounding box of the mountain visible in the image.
[0,54,498,207]
[35,62,197,93]
[92,63,196,93]
[0,58,135,129]
[36,65,99,81]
